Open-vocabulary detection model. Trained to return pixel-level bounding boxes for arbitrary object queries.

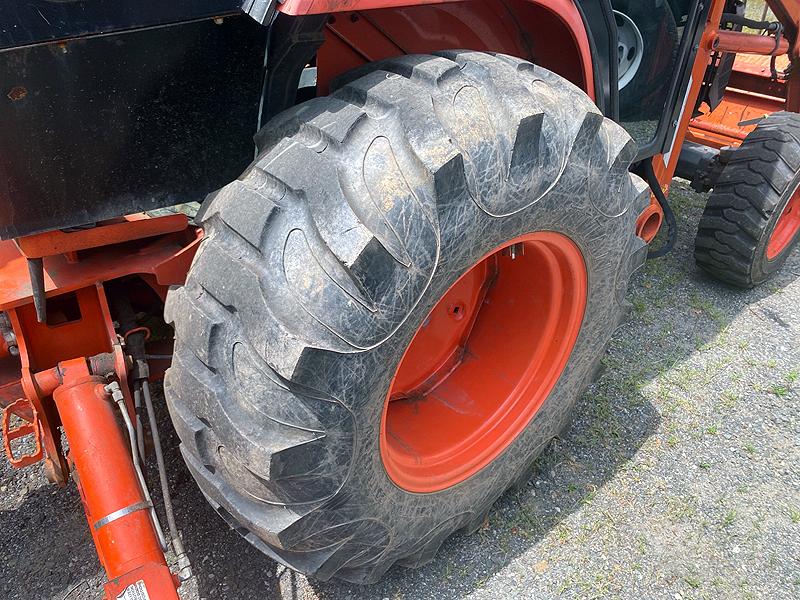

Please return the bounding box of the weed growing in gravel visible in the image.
[688,291,725,326]
[720,510,737,528]
[771,385,789,398]
[667,496,697,522]
[719,390,739,409]
[683,574,701,589]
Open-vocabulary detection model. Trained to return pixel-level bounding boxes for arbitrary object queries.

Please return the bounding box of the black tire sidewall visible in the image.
[754,172,800,283]
[292,178,637,556]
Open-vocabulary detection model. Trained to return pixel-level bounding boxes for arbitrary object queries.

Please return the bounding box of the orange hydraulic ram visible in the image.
[710,29,790,56]
[48,358,180,599]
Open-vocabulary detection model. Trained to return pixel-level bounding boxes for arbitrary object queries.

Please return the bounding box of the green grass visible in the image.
[667,496,697,522]
[719,390,739,409]
[684,574,702,589]
[688,291,726,326]
[720,509,737,529]
[771,385,789,398]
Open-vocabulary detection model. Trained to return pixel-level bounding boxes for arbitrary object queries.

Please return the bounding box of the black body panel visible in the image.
[0,15,268,239]
[0,1,276,50]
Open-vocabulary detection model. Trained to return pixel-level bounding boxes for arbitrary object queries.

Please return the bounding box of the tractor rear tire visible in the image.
[164,52,649,583]
[695,112,800,287]
[613,0,679,121]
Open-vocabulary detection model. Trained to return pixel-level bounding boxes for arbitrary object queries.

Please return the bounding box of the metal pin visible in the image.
[27,258,46,323]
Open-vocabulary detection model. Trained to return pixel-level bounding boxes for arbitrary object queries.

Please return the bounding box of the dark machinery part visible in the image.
[575,0,621,118]
[141,375,191,580]
[0,1,276,49]
[25,258,46,323]
[0,15,268,240]
[675,141,733,192]
[720,11,783,32]
[639,0,712,159]
[259,13,328,127]
[642,159,678,259]
[695,111,800,288]
[112,288,191,580]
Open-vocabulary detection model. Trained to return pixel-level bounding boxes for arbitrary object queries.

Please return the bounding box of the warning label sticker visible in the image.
[116,580,151,600]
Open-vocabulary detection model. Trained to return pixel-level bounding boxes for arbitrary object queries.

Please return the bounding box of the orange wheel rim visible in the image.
[767,186,800,260]
[380,232,588,492]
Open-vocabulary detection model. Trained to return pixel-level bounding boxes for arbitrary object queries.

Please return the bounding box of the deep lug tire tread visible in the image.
[694,111,800,287]
[166,52,647,583]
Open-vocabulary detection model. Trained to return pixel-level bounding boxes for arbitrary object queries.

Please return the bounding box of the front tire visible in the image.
[165,51,649,583]
[695,112,800,287]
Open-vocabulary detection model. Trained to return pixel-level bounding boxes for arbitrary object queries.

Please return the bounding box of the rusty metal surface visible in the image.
[1,398,43,468]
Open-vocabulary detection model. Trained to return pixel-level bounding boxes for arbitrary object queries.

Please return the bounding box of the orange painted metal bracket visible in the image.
[687,87,786,149]
[1,398,43,468]
[635,203,663,244]
[666,0,797,188]
[0,226,201,311]
[14,213,188,259]
[688,51,789,151]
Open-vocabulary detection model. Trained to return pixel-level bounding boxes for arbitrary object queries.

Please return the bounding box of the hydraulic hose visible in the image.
[643,159,678,259]
[142,376,192,580]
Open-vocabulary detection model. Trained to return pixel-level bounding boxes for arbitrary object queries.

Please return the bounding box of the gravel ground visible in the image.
[1,179,799,600]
